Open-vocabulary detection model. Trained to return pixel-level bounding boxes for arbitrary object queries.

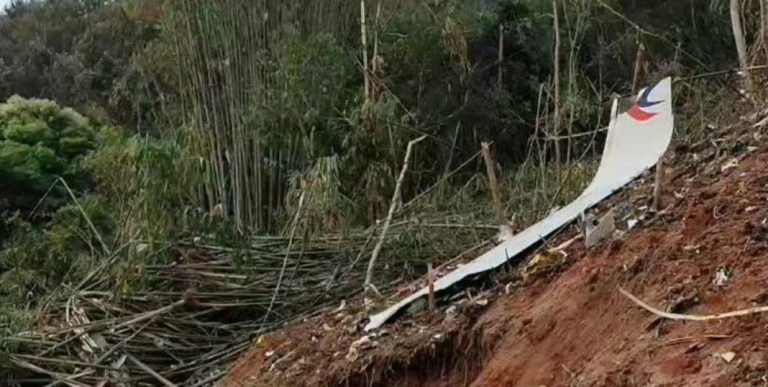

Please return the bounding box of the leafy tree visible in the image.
[0,0,170,133]
[0,95,96,212]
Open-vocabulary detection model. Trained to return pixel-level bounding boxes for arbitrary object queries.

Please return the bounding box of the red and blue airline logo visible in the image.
[627,82,664,122]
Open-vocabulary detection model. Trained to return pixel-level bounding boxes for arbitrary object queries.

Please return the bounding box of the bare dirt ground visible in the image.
[222,112,768,387]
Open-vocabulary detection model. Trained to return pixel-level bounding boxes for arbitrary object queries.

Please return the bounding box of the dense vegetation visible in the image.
[0,0,764,384]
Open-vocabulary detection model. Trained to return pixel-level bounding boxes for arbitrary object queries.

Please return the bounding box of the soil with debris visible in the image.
[221,116,768,386]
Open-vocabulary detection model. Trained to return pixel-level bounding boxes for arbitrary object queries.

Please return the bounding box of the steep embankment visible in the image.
[222,113,768,387]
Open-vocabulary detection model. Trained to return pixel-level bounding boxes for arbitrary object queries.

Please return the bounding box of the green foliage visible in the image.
[0,96,97,212]
[0,196,115,306]
[286,155,354,235]
[0,0,170,133]
[0,305,30,358]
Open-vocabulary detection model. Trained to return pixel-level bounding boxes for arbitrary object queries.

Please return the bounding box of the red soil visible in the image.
[223,125,768,387]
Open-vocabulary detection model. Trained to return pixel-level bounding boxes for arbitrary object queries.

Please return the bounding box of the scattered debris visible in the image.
[721,158,739,172]
[522,250,568,280]
[683,244,701,253]
[269,350,296,372]
[717,351,737,364]
[553,234,582,252]
[346,336,374,362]
[713,267,732,287]
[496,224,515,242]
[224,132,768,387]
[585,209,616,248]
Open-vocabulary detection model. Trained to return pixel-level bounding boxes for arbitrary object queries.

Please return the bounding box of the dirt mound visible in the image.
[473,149,768,386]
[222,119,768,387]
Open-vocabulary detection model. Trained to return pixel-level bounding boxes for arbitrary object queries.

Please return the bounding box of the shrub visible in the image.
[0,95,97,212]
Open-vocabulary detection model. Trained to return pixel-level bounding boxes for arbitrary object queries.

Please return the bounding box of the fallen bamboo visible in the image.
[127,354,177,387]
[11,359,90,387]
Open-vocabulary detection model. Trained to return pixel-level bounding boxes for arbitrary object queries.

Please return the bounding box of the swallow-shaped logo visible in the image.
[627,83,664,122]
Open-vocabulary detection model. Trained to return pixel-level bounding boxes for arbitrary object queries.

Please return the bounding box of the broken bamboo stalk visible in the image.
[481,142,504,224]
[631,43,646,95]
[730,0,754,98]
[427,262,435,313]
[552,0,562,173]
[128,354,177,387]
[497,23,504,91]
[365,135,428,290]
[361,0,370,103]
[653,156,664,212]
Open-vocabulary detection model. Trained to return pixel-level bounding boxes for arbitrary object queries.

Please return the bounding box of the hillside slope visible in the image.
[222,112,768,387]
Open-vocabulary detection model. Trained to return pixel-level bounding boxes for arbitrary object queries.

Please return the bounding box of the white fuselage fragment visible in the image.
[365,77,674,331]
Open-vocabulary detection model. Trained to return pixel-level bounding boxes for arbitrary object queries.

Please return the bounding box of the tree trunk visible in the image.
[730,0,753,96]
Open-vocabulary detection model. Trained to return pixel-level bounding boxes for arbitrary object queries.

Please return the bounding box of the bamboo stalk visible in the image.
[261,190,306,330]
[653,156,665,212]
[552,0,562,175]
[427,262,435,313]
[361,0,371,103]
[762,0,768,64]
[730,0,753,97]
[365,135,428,290]
[127,355,177,387]
[631,43,646,95]
[481,142,504,224]
[497,23,504,91]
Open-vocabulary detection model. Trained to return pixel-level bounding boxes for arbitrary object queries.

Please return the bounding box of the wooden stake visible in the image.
[653,156,664,211]
[365,135,428,290]
[481,142,504,224]
[427,262,435,313]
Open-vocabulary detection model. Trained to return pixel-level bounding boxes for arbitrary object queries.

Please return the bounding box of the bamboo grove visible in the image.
[166,0,357,233]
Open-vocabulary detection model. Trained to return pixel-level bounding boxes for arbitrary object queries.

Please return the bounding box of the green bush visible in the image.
[0,95,97,211]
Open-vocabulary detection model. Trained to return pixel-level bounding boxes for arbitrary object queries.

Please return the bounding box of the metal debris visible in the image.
[585,209,616,248]
[721,158,739,172]
[717,351,736,364]
[713,267,732,287]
